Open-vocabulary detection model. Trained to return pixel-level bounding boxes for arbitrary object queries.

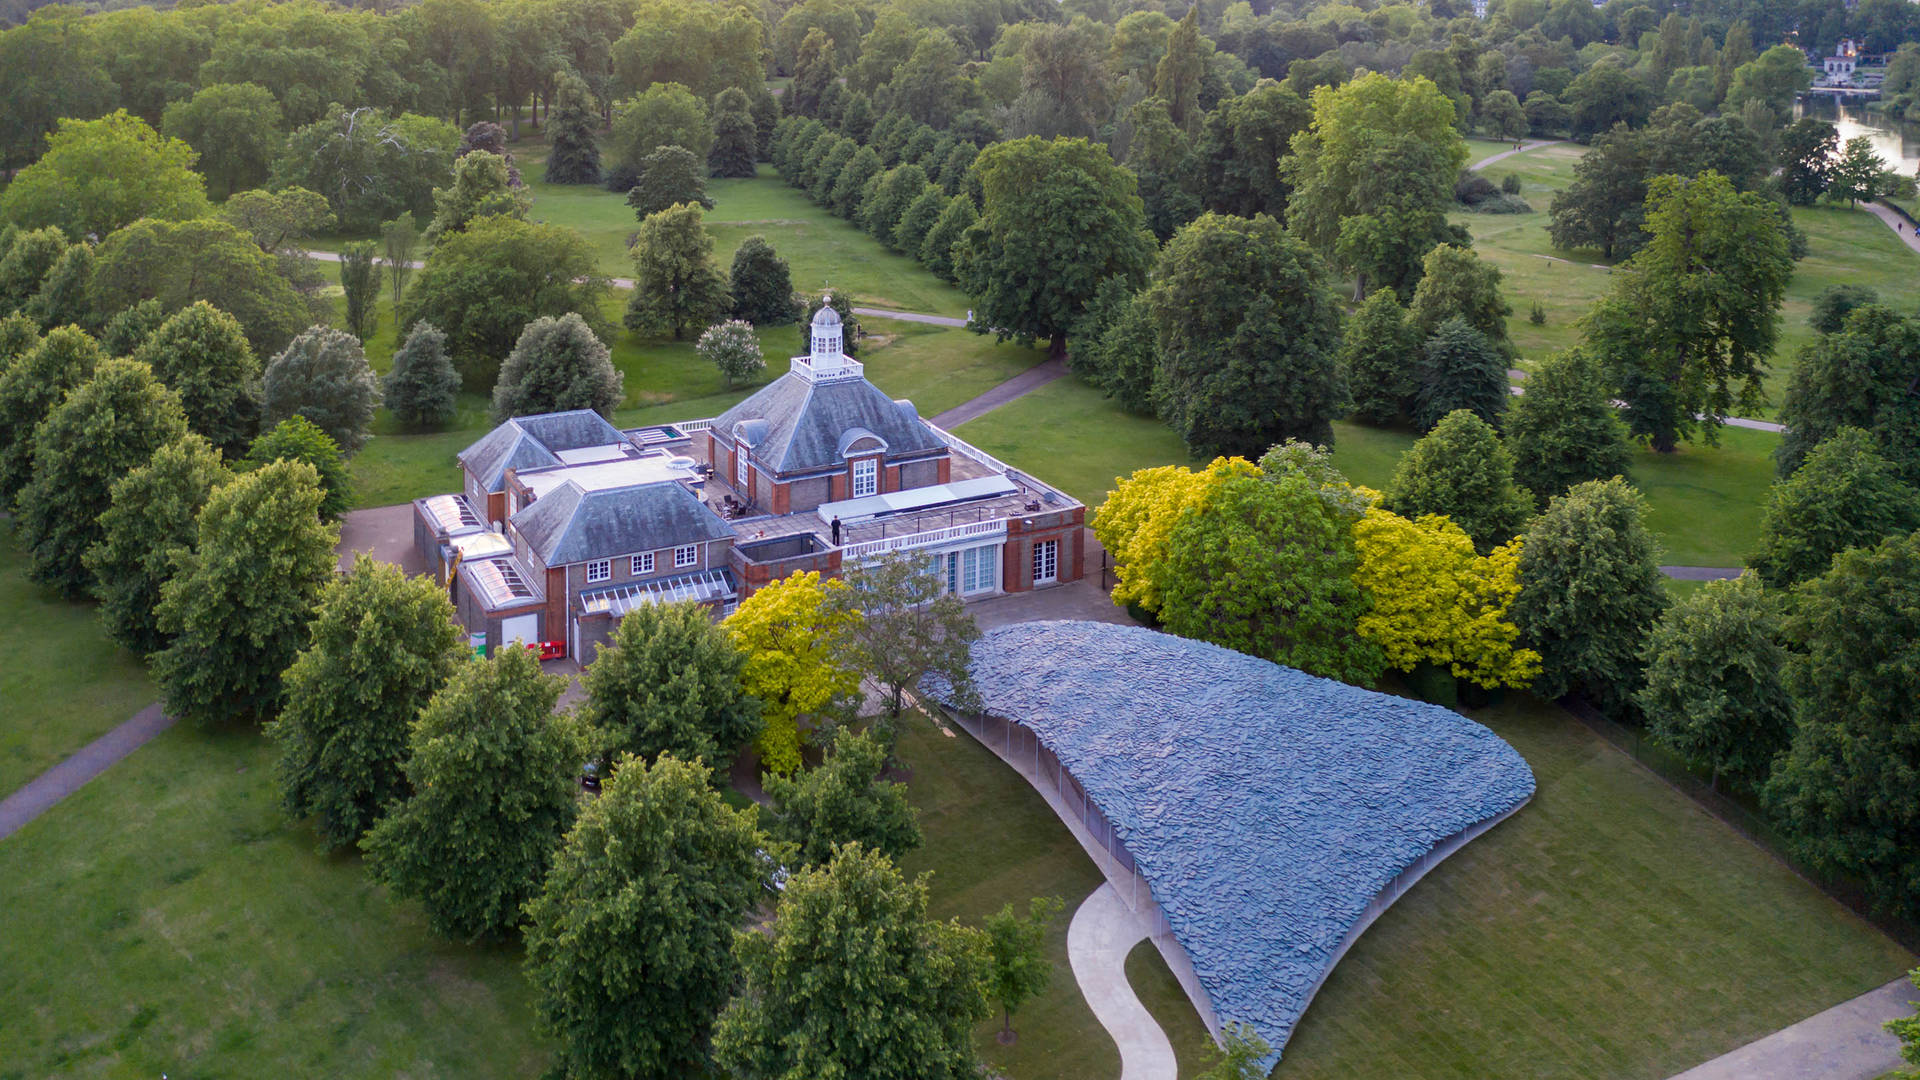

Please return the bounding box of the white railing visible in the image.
[673,418,714,433]
[840,517,1007,560]
[924,421,1014,475]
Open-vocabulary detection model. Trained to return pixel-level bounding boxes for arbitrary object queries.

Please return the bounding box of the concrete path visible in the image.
[1668,976,1915,1080]
[1861,200,1920,256]
[0,704,173,841]
[1471,138,1564,169]
[1068,883,1179,1080]
[1660,566,1743,581]
[854,306,966,328]
[930,357,1069,428]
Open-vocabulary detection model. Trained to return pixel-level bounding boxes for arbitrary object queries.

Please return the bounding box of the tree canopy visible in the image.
[625,202,732,341]
[491,312,624,423]
[262,325,382,455]
[84,433,229,656]
[1382,409,1534,553]
[1,110,208,241]
[765,726,922,867]
[1748,427,1920,590]
[723,570,862,776]
[577,599,762,777]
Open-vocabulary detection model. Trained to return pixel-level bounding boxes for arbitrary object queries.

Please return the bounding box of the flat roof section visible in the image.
[516,455,698,499]
[815,474,1020,523]
[553,443,636,466]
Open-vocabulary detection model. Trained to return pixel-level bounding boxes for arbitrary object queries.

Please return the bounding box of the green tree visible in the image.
[713,843,991,1080]
[829,145,885,219]
[1809,285,1882,337]
[1412,318,1509,433]
[401,215,609,388]
[919,193,976,283]
[245,416,352,522]
[381,213,421,311]
[0,227,68,316]
[1342,289,1420,425]
[544,74,603,186]
[268,555,464,850]
[160,83,284,199]
[1147,212,1345,457]
[1199,1024,1274,1080]
[1505,350,1631,504]
[729,235,797,325]
[262,325,381,455]
[89,217,311,358]
[152,458,338,727]
[625,145,713,221]
[1637,572,1791,791]
[861,165,931,250]
[383,321,460,429]
[1765,531,1920,920]
[1563,62,1653,139]
[19,358,190,599]
[607,83,712,190]
[24,241,96,332]
[1160,471,1386,684]
[1777,117,1838,207]
[892,32,970,130]
[1510,477,1667,715]
[218,186,335,297]
[697,319,765,388]
[1776,305,1920,484]
[340,242,381,344]
[1,111,209,241]
[982,895,1065,1043]
[426,151,532,242]
[765,727,920,867]
[710,87,760,179]
[1582,172,1792,451]
[273,107,461,234]
[491,313,624,423]
[1383,409,1535,553]
[100,298,166,358]
[892,186,946,264]
[624,203,731,340]
[362,645,581,941]
[1154,8,1206,132]
[524,752,769,1080]
[133,301,261,459]
[0,311,38,365]
[577,600,762,774]
[830,549,980,719]
[0,325,101,505]
[1198,79,1311,219]
[1546,125,1648,260]
[1067,276,1157,414]
[955,136,1156,359]
[1282,72,1469,299]
[1724,44,1813,126]
[1827,136,1890,207]
[787,28,839,119]
[84,433,229,656]
[1408,244,1512,356]
[1748,428,1920,589]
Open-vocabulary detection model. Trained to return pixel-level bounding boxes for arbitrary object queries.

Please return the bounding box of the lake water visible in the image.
[1796,100,1920,176]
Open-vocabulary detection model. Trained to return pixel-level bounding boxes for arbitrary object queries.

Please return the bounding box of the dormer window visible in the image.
[852,457,878,498]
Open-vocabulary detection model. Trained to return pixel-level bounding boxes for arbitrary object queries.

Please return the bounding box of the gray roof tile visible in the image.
[711,373,944,475]
[458,410,626,492]
[511,479,732,566]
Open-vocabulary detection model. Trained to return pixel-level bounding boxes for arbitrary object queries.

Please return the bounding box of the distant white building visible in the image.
[1825,38,1861,83]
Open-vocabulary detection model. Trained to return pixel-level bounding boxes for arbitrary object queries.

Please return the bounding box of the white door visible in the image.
[501,613,539,650]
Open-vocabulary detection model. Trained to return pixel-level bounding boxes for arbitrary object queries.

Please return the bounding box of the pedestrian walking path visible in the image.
[0,704,172,841]
[1861,200,1920,256]
[1667,976,1914,1080]
[1470,138,1565,169]
[1068,883,1180,1080]
[930,356,1068,428]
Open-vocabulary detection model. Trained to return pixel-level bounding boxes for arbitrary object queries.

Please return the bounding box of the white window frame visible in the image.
[631,552,654,576]
[1033,538,1058,585]
[735,443,750,491]
[585,559,611,583]
[674,544,699,568]
[851,456,878,499]
[943,543,999,597]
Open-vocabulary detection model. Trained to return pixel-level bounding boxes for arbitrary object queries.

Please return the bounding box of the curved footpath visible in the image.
[0,703,172,841]
[1068,883,1179,1080]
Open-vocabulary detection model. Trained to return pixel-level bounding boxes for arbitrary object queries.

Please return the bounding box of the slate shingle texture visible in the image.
[710,372,945,475]
[457,410,627,492]
[925,620,1536,1064]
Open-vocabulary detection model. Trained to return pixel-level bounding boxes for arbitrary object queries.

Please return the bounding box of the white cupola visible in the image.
[792,296,863,382]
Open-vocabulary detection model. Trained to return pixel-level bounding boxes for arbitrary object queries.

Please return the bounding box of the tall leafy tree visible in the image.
[381,214,421,311]
[544,74,603,186]
[99,299,165,358]
[577,600,762,775]
[1546,125,1648,260]
[362,645,581,941]
[723,570,862,775]
[1748,428,1920,590]
[607,83,712,191]
[525,752,769,1080]
[273,107,461,234]
[1637,573,1792,792]
[1282,72,1468,299]
[892,186,947,267]
[1775,305,1920,484]
[729,235,797,325]
[764,727,921,867]
[919,193,976,283]
[1808,285,1882,337]
[0,325,101,505]
[1411,318,1508,433]
[262,325,381,455]
[1383,409,1534,554]
[1777,117,1837,207]
[1510,477,1667,716]
[954,136,1156,359]
[19,358,189,599]
[1582,172,1791,451]
[160,83,284,199]
[1146,212,1345,457]
[713,844,991,1080]
[830,550,979,718]
[983,896,1065,1044]
[1408,244,1513,356]
[426,151,533,241]
[0,111,209,241]
[1342,289,1421,424]
[787,28,839,119]
[829,145,885,219]
[340,242,381,344]
[1198,79,1311,219]
[268,555,464,850]
[84,434,229,656]
[625,203,731,340]
[89,217,311,358]
[1153,7,1205,132]
[861,165,931,250]
[710,87,760,179]
[133,301,261,459]
[152,459,338,727]
[626,145,714,220]
[400,215,609,388]
[22,241,93,332]
[1505,350,1631,504]
[384,321,460,429]
[0,227,68,316]
[1766,532,1920,920]
[492,313,624,422]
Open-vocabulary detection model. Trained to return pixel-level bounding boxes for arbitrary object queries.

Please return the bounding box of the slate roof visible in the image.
[924,621,1535,1067]
[458,410,626,492]
[710,374,945,475]
[510,479,732,567]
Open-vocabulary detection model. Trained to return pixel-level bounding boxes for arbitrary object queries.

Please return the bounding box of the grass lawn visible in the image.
[1128,940,1215,1075]
[0,521,153,796]
[893,711,1118,1079]
[1130,695,1914,1079]
[0,724,552,1077]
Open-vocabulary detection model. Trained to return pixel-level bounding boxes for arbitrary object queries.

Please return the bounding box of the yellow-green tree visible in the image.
[1351,507,1540,690]
[724,570,861,775]
[1090,457,1259,614]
